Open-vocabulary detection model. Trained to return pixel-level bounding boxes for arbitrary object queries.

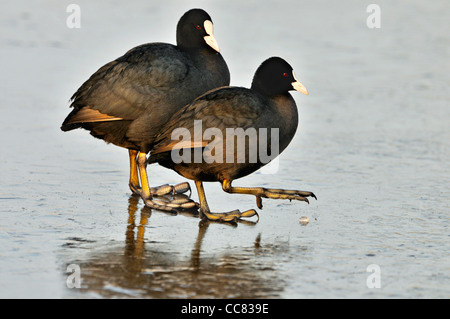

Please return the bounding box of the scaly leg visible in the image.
[136,152,197,211]
[194,181,258,222]
[129,149,191,196]
[221,179,316,209]
[128,149,141,195]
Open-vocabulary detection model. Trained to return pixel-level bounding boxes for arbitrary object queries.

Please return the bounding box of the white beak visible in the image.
[203,20,220,53]
[291,71,309,95]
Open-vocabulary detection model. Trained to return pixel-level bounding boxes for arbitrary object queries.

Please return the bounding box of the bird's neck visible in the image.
[269,93,299,153]
[188,48,230,87]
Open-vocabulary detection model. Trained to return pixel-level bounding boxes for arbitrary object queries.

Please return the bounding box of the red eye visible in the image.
[196,25,202,30]
[283,72,289,77]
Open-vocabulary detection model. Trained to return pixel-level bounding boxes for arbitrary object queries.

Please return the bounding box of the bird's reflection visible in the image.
[64,194,285,298]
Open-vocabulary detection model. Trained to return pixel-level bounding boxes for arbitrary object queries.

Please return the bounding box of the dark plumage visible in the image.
[60,9,230,209]
[149,57,316,222]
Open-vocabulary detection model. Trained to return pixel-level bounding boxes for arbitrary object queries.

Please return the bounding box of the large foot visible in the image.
[130,182,191,197]
[254,188,317,209]
[142,193,199,213]
[150,182,191,196]
[133,151,197,212]
[221,180,316,209]
[194,180,258,223]
[200,208,259,223]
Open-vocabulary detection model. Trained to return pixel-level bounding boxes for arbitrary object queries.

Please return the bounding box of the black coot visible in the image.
[61,9,230,211]
[149,57,316,222]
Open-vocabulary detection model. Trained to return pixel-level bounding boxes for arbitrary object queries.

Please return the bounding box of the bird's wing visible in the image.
[67,43,190,123]
[150,87,264,155]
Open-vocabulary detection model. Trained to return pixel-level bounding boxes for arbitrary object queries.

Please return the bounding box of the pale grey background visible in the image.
[0,0,448,298]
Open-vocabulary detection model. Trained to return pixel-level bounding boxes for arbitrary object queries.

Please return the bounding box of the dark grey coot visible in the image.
[60,9,230,211]
[148,57,316,222]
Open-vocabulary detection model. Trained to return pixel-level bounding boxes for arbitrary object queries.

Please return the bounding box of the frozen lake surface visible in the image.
[0,0,449,298]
